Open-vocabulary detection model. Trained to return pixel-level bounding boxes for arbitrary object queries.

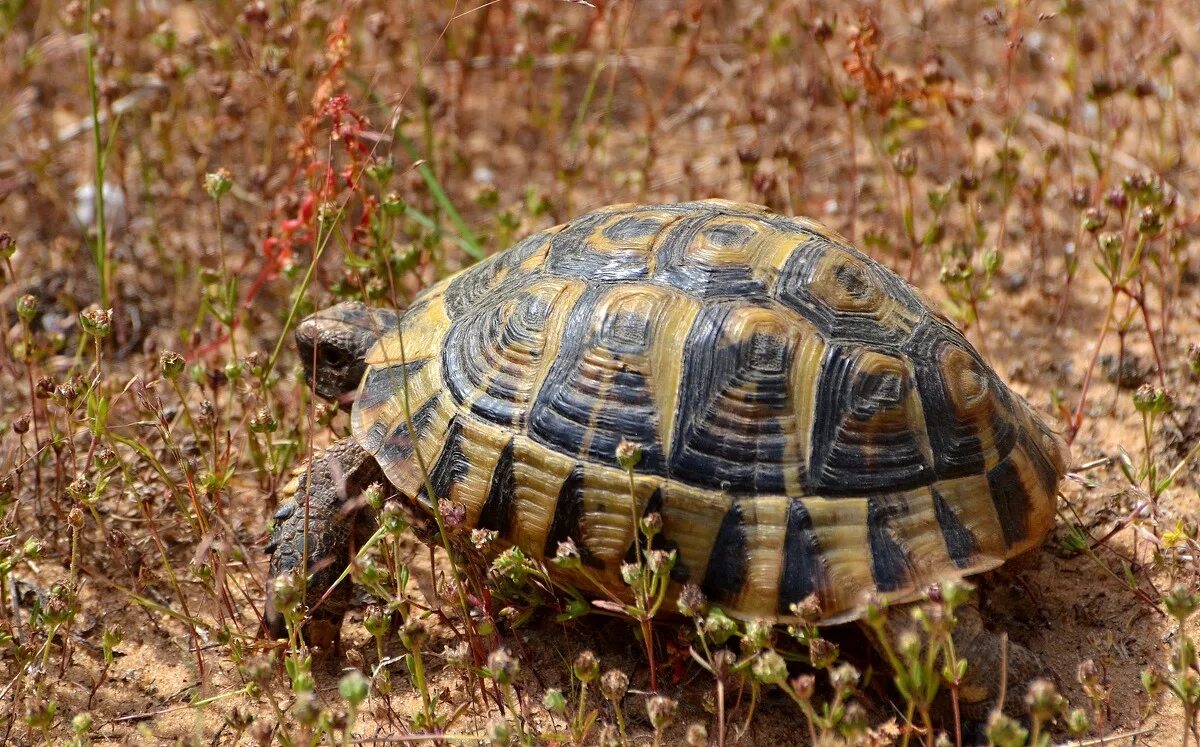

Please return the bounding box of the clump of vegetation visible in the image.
[0,1,1197,744]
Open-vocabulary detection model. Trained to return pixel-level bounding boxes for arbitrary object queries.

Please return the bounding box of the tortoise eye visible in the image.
[318,346,349,368]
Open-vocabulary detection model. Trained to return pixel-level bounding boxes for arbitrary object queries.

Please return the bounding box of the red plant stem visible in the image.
[1069,290,1119,444]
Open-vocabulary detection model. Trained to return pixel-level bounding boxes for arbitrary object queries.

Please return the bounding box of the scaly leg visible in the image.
[264,438,383,648]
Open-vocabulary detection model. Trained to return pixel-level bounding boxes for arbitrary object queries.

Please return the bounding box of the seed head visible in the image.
[685,722,709,747]
[553,538,583,571]
[270,570,304,616]
[752,650,788,684]
[1066,707,1090,737]
[645,549,674,577]
[363,605,388,638]
[159,351,185,379]
[94,444,117,468]
[893,147,917,178]
[828,662,859,693]
[597,724,620,747]
[600,669,629,701]
[204,168,233,200]
[79,306,113,339]
[487,648,520,686]
[401,619,429,650]
[338,670,370,706]
[812,18,833,43]
[573,650,599,683]
[790,594,823,625]
[645,694,678,730]
[1132,384,1174,415]
[1080,662,1099,691]
[843,702,869,736]
[639,511,663,539]
[362,483,383,511]
[703,607,738,645]
[1104,186,1128,212]
[615,438,643,471]
[1137,206,1163,235]
[380,500,407,536]
[1081,207,1107,232]
[486,719,510,745]
[985,711,1029,747]
[198,399,216,425]
[1025,678,1067,721]
[35,377,53,399]
[16,294,38,323]
[620,561,643,586]
[542,688,567,713]
[1164,584,1200,622]
[743,619,772,652]
[809,636,840,669]
[471,528,498,550]
[249,407,278,434]
[677,584,707,617]
[791,673,816,700]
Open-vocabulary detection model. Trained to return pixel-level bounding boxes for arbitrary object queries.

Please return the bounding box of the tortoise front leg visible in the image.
[949,602,1047,721]
[880,602,1047,725]
[264,437,383,647]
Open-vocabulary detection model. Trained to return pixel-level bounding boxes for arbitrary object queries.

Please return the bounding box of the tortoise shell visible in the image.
[350,199,1069,623]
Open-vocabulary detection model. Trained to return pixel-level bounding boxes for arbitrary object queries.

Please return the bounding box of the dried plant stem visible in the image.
[85,0,110,309]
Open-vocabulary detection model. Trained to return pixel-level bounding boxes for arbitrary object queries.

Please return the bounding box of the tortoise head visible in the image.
[295,301,398,409]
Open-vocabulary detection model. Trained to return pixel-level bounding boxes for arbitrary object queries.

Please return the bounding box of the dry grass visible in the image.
[0,0,1198,744]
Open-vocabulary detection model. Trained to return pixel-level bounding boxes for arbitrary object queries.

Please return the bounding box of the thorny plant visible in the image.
[1,0,1199,744]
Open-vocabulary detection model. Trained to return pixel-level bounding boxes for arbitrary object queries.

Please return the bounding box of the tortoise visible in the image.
[264,199,1069,708]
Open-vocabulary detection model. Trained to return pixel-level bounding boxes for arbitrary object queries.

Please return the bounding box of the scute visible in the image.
[348,199,1070,624]
[806,345,933,494]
